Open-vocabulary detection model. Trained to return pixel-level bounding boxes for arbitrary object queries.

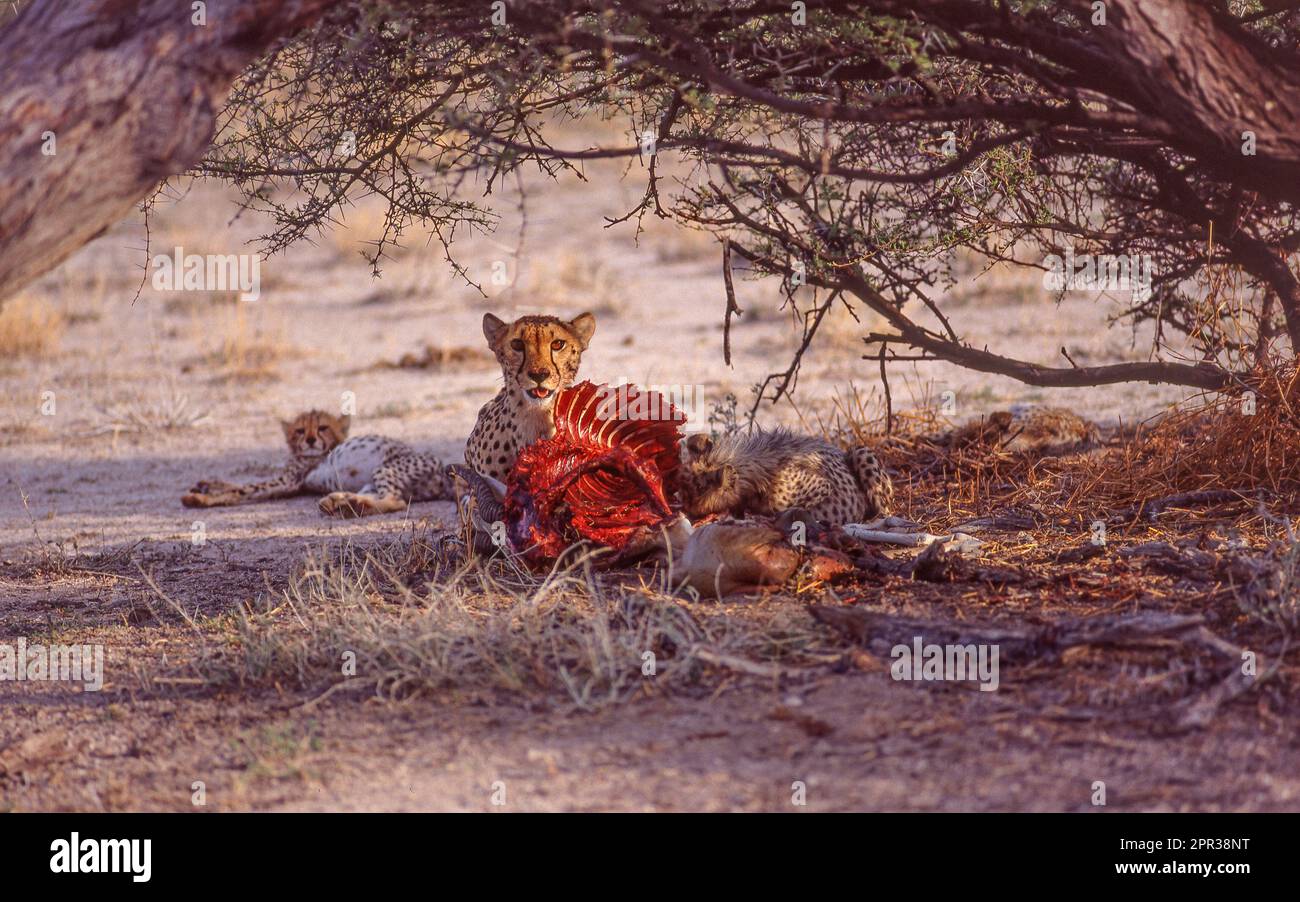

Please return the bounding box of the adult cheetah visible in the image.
[181,410,453,518]
[463,311,596,483]
[676,428,893,527]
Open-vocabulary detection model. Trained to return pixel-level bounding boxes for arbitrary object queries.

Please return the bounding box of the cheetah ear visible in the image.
[280,419,297,442]
[684,433,713,456]
[568,312,596,347]
[335,414,351,437]
[482,313,507,347]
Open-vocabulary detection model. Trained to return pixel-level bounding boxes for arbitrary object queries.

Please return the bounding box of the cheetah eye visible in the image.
[551,339,565,351]
[510,339,524,352]
[294,429,305,436]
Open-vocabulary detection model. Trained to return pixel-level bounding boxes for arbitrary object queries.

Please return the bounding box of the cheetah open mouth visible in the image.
[528,387,554,400]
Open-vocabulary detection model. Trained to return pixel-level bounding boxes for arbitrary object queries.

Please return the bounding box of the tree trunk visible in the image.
[0,0,332,303]
[1093,0,1300,205]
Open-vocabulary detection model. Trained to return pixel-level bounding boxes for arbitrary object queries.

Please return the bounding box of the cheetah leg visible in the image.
[182,476,303,508]
[397,453,454,502]
[318,459,427,518]
[318,492,408,518]
[772,473,848,528]
[447,465,509,554]
[848,446,894,519]
[182,490,237,508]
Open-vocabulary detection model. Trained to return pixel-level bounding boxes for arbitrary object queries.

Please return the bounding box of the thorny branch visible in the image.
[194,0,1300,399]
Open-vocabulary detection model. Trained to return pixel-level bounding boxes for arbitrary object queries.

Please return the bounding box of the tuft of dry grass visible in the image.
[964,365,1300,523]
[91,385,211,435]
[797,381,944,446]
[326,201,401,260]
[524,251,624,316]
[193,306,296,381]
[795,364,1300,532]
[324,199,453,275]
[1102,366,1300,499]
[192,529,837,711]
[0,293,66,359]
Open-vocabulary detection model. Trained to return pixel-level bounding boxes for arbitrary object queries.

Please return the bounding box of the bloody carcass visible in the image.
[454,381,686,564]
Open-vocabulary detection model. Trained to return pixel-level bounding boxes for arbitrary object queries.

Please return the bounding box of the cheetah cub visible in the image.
[181,410,453,518]
[677,429,893,527]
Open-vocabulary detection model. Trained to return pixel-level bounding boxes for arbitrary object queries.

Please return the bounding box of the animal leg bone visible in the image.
[841,524,984,555]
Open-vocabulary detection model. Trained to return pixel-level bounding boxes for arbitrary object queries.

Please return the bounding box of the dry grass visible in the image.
[638,218,719,264]
[372,343,494,372]
[325,200,396,260]
[1083,367,1300,502]
[39,268,117,324]
[523,251,624,315]
[670,364,1300,538]
[193,306,296,381]
[91,385,211,435]
[0,293,66,359]
[796,380,943,444]
[162,289,241,315]
[324,199,450,270]
[773,371,1300,535]
[915,365,1300,527]
[191,528,836,710]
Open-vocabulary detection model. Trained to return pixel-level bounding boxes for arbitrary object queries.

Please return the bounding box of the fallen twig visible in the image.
[810,606,1262,731]
[1113,489,1251,523]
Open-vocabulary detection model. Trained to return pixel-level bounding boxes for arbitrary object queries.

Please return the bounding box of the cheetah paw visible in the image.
[319,492,378,518]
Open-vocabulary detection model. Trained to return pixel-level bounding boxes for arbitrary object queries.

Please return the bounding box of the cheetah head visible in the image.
[280,410,350,460]
[677,433,741,518]
[482,311,596,409]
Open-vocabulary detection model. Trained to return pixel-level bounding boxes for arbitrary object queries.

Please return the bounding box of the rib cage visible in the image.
[505,381,685,561]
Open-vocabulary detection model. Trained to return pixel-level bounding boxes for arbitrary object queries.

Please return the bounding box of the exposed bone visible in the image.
[841,524,984,554]
[850,516,922,531]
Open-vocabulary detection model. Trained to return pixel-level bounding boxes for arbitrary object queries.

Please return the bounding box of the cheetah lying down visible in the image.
[181,410,453,518]
[676,429,893,527]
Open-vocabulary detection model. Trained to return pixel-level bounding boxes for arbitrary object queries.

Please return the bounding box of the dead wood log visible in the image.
[911,539,967,583]
[1117,541,1279,588]
[0,0,333,303]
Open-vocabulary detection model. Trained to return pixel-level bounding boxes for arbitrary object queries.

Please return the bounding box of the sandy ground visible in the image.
[5,125,1289,812]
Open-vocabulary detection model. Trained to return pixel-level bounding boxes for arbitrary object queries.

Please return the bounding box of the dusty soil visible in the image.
[2,123,1294,812]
